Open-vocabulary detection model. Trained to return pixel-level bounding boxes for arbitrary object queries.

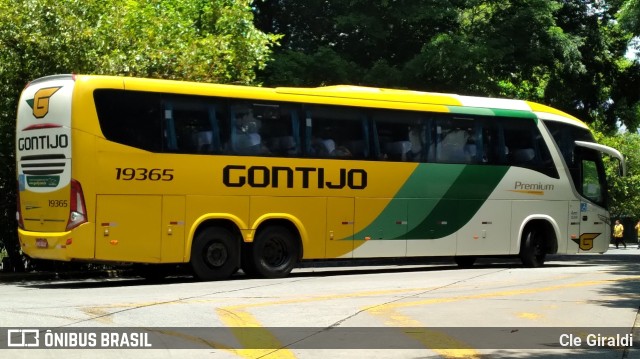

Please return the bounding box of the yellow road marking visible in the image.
[367,276,640,311]
[365,275,640,359]
[74,274,640,358]
[79,307,113,324]
[217,306,297,359]
[517,312,542,320]
[215,287,438,359]
[369,307,480,358]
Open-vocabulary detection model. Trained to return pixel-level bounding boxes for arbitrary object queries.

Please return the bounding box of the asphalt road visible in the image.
[2,246,640,358]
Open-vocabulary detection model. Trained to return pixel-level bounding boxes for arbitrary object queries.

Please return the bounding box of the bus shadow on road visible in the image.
[19,251,640,292]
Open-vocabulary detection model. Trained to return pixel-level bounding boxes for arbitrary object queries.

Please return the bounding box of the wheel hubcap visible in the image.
[205,242,227,267]
[263,237,287,267]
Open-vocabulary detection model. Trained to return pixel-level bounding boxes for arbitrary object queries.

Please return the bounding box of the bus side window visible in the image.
[432,117,476,164]
[479,122,507,164]
[503,121,536,165]
[169,99,219,154]
[230,104,265,155]
[193,130,213,153]
[373,110,424,162]
[306,105,368,159]
[501,118,558,178]
[94,90,163,152]
[259,105,300,157]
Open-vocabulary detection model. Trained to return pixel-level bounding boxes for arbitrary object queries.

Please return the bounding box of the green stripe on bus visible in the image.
[447,106,538,121]
[447,106,495,116]
[352,163,462,240]
[352,164,508,241]
[405,165,509,239]
[491,109,537,120]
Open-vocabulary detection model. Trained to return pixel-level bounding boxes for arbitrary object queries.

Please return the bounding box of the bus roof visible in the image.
[71,75,588,128]
[276,84,586,127]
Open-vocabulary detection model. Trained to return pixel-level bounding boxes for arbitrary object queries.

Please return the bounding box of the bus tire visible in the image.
[241,243,259,277]
[520,228,546,267]
[190,227,239,281]
[454,256,476,268]
[251,226,298,279]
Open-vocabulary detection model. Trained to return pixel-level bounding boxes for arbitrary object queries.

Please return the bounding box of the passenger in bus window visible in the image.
[333,144,352,158]
[310,137,335,157]
[235,109,267,154]
[407,126,423,161]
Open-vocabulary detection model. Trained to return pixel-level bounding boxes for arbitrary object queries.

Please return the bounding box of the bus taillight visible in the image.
[66,179,87,231]
[16,182,24,230]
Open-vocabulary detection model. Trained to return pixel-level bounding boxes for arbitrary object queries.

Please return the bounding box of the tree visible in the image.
[254,0,639,131]
[0,0,278,271]
[619,0,640,35]
[409,0,585,98]
[254,0,459,87]
[594,130,640,219]
[541,0,639,134]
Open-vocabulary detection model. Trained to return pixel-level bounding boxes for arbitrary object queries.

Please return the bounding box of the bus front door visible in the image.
[575,148,609,253]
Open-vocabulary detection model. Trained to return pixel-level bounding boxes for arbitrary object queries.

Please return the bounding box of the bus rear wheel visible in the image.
[520,228,546,267]
[250,226,298,279]
[190,227,239,281]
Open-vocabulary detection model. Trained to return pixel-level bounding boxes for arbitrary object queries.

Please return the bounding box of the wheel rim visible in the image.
[262,236,288,268]
[205,242,228,268]
[532,233,544,256]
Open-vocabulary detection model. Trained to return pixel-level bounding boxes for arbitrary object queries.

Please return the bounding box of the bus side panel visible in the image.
[326,197,354,259]
[576,201,609,254]
[353,198,407,258]
[250,196,326,259]
[71,129,98,259]
[565,201,580,254]
[95,195,162,263]
[456,200,512,255]
[162,195,186,262]
[406,199,456,256]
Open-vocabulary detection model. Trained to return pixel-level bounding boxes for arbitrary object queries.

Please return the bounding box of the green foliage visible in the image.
[424,0,582,95]
[619,0,640,35]
[0,0,278,83]
[0,0,278,270]
[87,0,280,83]
[594,130,640,218]
[254,0,459,88]
[255,0,639,132]
[543,0,637,134]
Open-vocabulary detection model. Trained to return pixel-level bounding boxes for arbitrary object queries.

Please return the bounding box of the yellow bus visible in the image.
[16,74,625,280]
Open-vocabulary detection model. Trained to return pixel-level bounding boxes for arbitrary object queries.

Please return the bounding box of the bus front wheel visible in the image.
[190,227,239,281]
[520,228,546,267]
[250,226,298,279]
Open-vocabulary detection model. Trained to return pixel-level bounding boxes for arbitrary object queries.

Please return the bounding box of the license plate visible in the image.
[36,238,48,248]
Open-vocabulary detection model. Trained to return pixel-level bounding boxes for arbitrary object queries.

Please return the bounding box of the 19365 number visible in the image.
[115,168,174,181]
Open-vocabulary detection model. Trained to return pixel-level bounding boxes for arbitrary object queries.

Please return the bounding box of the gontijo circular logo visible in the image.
[26,86,61,118]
